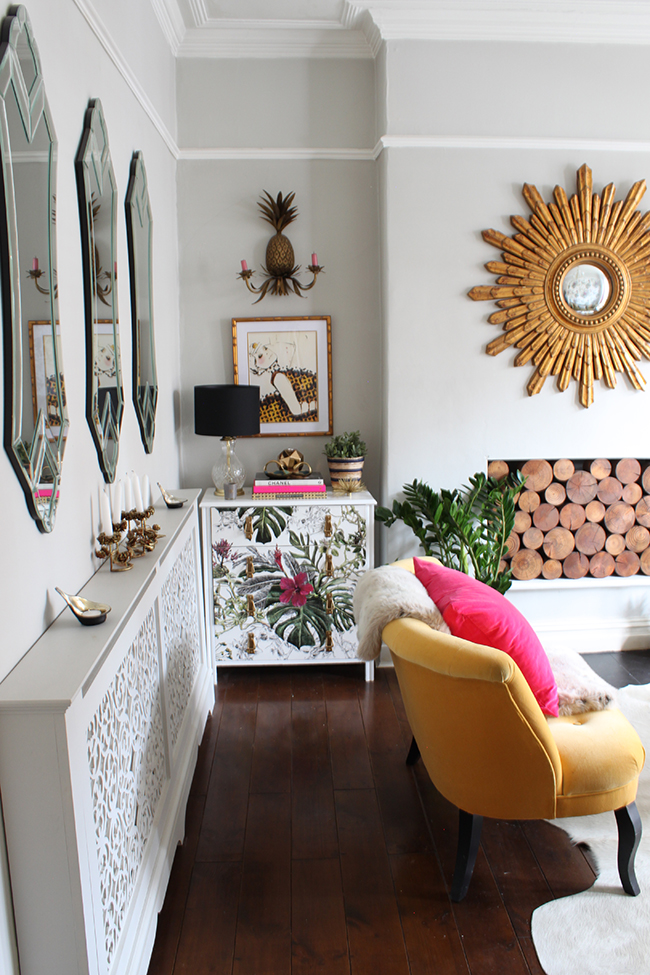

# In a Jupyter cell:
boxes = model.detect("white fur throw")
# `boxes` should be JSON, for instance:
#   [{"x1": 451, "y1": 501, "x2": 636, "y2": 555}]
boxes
[
  {"x1": 353, "y1": 565, "x2": 449, "y2": 662},
  {"x1": 353, "y1": 566, "x2": 617, "y2": 716},
  {"x1": 545, "y1": 645, "x2": 617, "y2": 715}
]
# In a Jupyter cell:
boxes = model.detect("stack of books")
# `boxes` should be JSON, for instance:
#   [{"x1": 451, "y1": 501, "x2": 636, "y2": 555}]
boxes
[{"x1": 252, "y1": 472, "x2": 327, "y2": 499}]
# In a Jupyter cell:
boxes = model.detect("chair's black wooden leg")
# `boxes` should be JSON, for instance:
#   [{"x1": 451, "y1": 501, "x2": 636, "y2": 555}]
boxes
[
  {"x1": 450, "y1": 809, "x2": 483, "y2": 902},
  {"x1": 406, "y1": 736, "x2": 420, "y2": 766},
  {"x1": 615, "y1": 801, "x2": 642, "y2": 896}
]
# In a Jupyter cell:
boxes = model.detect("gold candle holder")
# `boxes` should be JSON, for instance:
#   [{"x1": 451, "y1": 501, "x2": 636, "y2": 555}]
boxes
[
  {"x1": 95, "y1": 521, "x2": 133, "y2": 571},
  {"x1": 125, "y1": 506, "x2": 164, "y2": 557}
]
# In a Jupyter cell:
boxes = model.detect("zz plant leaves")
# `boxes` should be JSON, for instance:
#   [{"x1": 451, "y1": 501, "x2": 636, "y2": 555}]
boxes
[{"x1": 376, "y1": 470, "x2": 525, "y2": 593}]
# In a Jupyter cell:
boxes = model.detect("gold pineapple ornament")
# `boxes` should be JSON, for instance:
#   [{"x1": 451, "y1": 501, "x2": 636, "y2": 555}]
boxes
[
  {"x1": 238, "y1": 190, "x2": 324, "y2": 303},
  {"x1": 261, "y1": 190, "x2": 297, "y2": 277}
]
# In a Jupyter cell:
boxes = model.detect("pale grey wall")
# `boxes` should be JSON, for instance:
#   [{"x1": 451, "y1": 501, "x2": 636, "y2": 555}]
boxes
[
  {"x1": 177, "y1": 157, "x2": 383, "y2": 498},
  {"x1": 384, "y1": 39, "x2": 650, "y2": 139},
  {"x1": 377, "y1": 37, "x2": 650, "y2": 646},
  {"x1": 0, "y1": 1, "x2": 182, "y2": 676},
  {"x1": 176, "y1": 57, "x2": 382, "y2": 498},
  {"x1": 381, "y1": 146, "x2": 650, "y2": 513},
  {"x1": 177, "y1": 58, "x2": 376, "y2": 148}
]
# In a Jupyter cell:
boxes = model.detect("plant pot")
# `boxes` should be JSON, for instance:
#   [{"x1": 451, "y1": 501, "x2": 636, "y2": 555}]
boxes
[{"x1": 327, "y1": 456, "x2": 365, "y2": 489}]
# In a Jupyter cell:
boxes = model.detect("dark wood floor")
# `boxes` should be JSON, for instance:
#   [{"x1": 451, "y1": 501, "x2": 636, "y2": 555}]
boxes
[{"x1": 147, "y1": 651, "x2": 650, "y2": 975}]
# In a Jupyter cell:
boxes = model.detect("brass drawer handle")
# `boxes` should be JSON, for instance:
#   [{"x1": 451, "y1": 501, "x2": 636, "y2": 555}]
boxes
[
  {"x1": 325, "y1": 553, "x2": 333, "y2": 577},
  {"x1": 326, "y1": 594, "x2": 334, "y2": 614},
  {"x1": 247, "y1": 633, "x2": 256, "y2": 653},
  {"x1": 244, "y1": 516, "x2": 253, "y2": 540},
  {"x1": 247, "y1": 595, "x2": 255, "y2": 616},
  {"x1": 246, "y1": 557, "x2": 254, "y2": 578},
  {"x1": 325, "y1": 631, "x2": 333, "y2": 651},
  {"x1": 324, "y1": 513, "x2": 332, "y2": 537}
]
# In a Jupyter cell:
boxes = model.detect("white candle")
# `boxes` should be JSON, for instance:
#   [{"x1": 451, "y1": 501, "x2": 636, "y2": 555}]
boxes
[
  {"x1": 114, "y1": 479, "x2": 124, "y2": 518},
  {"x1": 142, "y1": 475, "x2": 151, "y2": 509},
  {"x1": 124, "y1": 476, "x2": 133, "y2": 512},
  {"x1": 132, "y1": 474, "x2": 144, "y2": 512},
  {"x1": 100, "y1": 489, "x2": 112, "y2": 535}
]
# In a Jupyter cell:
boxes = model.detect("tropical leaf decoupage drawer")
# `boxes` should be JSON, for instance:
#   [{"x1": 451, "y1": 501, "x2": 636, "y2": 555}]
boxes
[{"x1": 210, "y1": 503, "x2": 368, "y2": 663}]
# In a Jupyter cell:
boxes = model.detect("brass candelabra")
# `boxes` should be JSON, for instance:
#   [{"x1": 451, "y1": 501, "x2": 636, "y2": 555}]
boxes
[
  {"x1": 95, "y1": 520, "x2": 133, "y2": 571},
  {"x1": 124, "y1": 505, "x2": 163, "y2": 556}
]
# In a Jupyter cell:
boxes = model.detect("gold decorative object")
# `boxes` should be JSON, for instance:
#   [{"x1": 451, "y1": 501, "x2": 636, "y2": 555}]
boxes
[
  {"x1": 238, "y1": 191, "x2": 323, "y2": 303},
  {"x1": 469, "y1": 164, "x2": 650, "y2": 407},
  {"x1": 95, "y1": 519, "x2": 133, "y2": 571},
  {"x1": 124, "y1": 505, "x2": 163, "y2": 557},
  {"x1": 332, "y1": 477, "x2": 367, "y2": 495},
  {"x1": 27, "y1": 257, "x2": 58, "y2": 296},
  {"x1": 157, "y1": 482, "x2": 187, "y2": 508},
  {"x1": 263, "y1": 448, "x2": 312, "y2": 477},
  {"x1": 56, "y1": 588, "x2": 111, "y2": 625}
]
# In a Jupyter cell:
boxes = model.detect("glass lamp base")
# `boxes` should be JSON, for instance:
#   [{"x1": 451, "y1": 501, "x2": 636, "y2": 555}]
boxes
[{"x1": 212, "y1": 438, "x2": 246, "y2": 496}]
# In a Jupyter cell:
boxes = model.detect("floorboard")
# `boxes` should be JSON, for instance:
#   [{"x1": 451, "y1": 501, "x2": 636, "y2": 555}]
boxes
[{"x1": 147, "y1": 652, "x2": 650, "y2": 975}]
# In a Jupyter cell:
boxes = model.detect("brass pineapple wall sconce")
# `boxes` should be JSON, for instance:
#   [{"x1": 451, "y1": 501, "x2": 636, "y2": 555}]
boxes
[{"x1": 238, "y1": 190, "x2": 323, "y2": 303}]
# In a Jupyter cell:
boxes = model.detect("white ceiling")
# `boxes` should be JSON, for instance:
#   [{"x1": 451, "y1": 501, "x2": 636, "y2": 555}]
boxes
[{"x1": 151, "y1": 0, "x2": 650, "y2": 58}]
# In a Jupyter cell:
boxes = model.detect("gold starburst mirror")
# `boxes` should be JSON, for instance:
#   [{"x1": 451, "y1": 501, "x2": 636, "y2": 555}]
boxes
[{"x1": 469, "y1": 164, "x2": 650, "y2": 407}]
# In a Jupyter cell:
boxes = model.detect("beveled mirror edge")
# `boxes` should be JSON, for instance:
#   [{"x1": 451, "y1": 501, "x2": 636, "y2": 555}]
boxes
[
  {"x1": 125, "y1": 150, "x2": 157, "y2": 454},
  {"x1": 75, "y1": 97, "x2": 123, "y2": 482},
  {"x1": 0, "y1": 4, "x2": 65, "y2": 531}
]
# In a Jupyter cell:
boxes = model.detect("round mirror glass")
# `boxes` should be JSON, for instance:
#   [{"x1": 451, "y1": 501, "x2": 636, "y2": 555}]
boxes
[
  {"x1": 76, "y1": 99, "x2": 123, "y2": 481},
  {"x1": 0, "y1": 6, "x2": 67, "y2": 531},
  {"x1": 561, "y1": 263, "x2": 611, "y2": 315}
]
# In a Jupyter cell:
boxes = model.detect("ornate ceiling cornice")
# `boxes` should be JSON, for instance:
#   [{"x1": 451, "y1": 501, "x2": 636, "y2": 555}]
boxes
[
  {"x1": 348, "y1": 1, "x2": 650, "y2": 46},
  {"x1": 149, "y1": 0, "x2": 650, "y2": 58}
]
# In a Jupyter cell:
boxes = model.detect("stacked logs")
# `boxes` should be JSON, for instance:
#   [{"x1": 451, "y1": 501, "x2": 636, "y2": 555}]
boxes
[{"x1": 489, "y1": 457, "x2": 650, "y2": 580}]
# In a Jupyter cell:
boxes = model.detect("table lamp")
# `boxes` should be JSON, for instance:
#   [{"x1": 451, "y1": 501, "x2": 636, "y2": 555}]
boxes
[{"x1": 194, "y1": 384, "x2": 260, "y2": 496}]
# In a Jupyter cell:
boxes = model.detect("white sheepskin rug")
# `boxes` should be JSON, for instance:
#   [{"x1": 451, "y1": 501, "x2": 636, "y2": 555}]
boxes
[{"x1": 532, "y1": 682, "x2": 650, "y2": 975}]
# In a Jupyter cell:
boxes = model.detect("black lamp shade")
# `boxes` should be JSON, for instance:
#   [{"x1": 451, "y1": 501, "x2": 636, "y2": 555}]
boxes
[{"x1": 194, "y1": 384, "x2": 260, "y2": 437}]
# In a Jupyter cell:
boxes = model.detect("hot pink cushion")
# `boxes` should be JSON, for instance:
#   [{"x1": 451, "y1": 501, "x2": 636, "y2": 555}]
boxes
[{"x1": 413, "y1": 559, "x2": 559, "y2": 716}]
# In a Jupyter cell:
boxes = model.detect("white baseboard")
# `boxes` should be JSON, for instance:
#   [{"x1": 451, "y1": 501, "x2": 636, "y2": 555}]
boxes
[{"x1": 375, "y1": 618, "x2": 650, "y2": 664}]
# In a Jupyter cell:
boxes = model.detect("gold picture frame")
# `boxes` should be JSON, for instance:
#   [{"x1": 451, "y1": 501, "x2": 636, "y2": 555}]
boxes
[
  {"x1": 232, "y1": 315, "x2": 333, "y2": 437},
  {"x1": 469, "y1": 164, "x2": 650, "y2": 407}
]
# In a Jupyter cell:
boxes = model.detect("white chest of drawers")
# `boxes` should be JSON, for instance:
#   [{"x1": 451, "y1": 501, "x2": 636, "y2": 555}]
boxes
[
  {"x1": 0, "y1": 491, "x2": 213, "y2": 975},
  {"x1": 200, "y1": 489, "x2": 376, "y2": 680}
]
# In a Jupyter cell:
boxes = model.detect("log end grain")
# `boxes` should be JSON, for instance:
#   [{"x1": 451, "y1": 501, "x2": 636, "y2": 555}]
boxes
[
  {"x1": 511, "y1": 549, "x2": 543, "y2": 580},
  {"x1": 521, "y1": 459, "x2": 553, "y2": 492}
]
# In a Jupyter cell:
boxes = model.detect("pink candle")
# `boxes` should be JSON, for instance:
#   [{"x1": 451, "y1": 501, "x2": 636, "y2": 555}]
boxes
[
  {"x1": 32, "y1": 257, "x2": 38, "y2": 271},
  {"x1": 311, "y1": 253, "x2": 318, "y2": 266},
  {"x1": 241, "y1": 260, "x2": 248, "y2": 271}
]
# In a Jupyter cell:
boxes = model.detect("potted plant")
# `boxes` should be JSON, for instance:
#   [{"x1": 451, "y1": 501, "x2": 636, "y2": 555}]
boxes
[
  {"x1": 376, "y1": 470, "x2": 524, "y2": 593},
  {"x1": 324, "y1": 430, "x2": 367, "y2": 488}
]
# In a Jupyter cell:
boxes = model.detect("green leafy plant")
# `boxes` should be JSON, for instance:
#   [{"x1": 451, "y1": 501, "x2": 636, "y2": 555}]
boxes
[
  {"x1": 376, "y1": 470, "x2": 525, "y2": 593},
  {"x1": 324, "y1": 430, "x2": 367, "y2": 458}
]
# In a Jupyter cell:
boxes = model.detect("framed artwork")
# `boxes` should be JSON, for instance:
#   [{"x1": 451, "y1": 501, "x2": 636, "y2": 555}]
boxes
[
  {"x1": 29, "y1": 320, "x2": 66, "y2": 439},
  {"x1": 93, "y1": 319, "x2": 121, "y2": 434},
  {"x1": 232, "y1": 316, "x2": 333, "y2": 437}
]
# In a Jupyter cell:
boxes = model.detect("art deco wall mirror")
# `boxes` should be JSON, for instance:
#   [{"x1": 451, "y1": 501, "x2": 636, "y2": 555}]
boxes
[
  {"x1": 76, "y1": 98, "x2": 123, "y2": 481},
  {"x1": 125, "y1": 151, "x2": 157, "y2": 453},
  {"x1": 0, "y1": 5, "x2": 67, "y2": 531},
  {"x1": 470, "y1": 164, "x2": 650, "y2": 408}
]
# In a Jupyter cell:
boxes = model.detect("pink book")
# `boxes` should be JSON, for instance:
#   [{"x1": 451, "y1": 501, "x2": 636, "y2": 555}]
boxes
[{"x1": 252, "y1": 483, "x2": 326, "y2": 494}]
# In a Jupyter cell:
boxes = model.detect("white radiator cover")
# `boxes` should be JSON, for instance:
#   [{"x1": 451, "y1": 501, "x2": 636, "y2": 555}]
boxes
[{"x1": 0, "y1": 491, "x2": 214, "y2": 975}]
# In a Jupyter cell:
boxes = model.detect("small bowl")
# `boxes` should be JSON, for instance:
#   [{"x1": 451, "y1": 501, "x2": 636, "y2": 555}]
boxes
[
  {"x1": 158, "y1": 482, "x2": 187, "y2": 508},
  {"x1": 56, "y1": 588, "x2": 111, "y2": 626}
]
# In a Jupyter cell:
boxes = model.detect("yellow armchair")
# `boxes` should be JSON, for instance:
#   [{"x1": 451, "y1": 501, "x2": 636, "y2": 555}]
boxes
[{"x1": 383, "y1": 558, "x2": 645, "y2": 901}]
